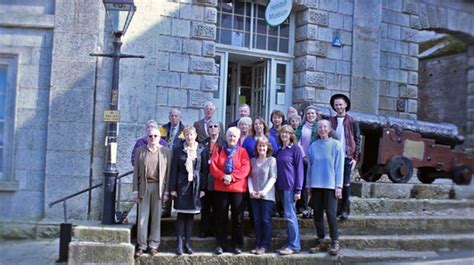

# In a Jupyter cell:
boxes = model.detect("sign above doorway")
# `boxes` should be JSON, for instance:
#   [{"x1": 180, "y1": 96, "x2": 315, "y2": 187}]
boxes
[{"x1": 265, "y1": 0, "x2": 292, "y2": 27}]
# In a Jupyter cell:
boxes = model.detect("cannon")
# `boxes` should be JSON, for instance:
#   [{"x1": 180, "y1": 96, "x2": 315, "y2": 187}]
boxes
[{"x1": 315, "y1": 106, "x2": 473, "y2": 185}]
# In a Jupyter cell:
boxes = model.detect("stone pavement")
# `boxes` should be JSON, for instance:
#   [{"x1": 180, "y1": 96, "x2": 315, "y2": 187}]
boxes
[{"x1": 0, "y1": 238, "x2": 63, "y2": 265}]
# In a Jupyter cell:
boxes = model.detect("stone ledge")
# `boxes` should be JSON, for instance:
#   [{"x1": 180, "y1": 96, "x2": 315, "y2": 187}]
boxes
[
  {"x1": 0, "y1": 180, "x2": 18, "y2": 191},
  {"x1": 0, "y1": 13, "x2": 54, "y2": 29}
]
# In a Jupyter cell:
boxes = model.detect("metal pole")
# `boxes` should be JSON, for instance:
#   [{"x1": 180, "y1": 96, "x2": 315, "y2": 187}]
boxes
[
  {"x1": 102, "y1": 33, "x2": 122, "y2": 225},
  {"x1": 90, "y1": 32, "x2": 143, "y2": 225}
]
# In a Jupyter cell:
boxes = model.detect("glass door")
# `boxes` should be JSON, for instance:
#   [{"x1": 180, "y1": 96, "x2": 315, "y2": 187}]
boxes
[
  {"x1": 214, "y1": 51, "x2": 228, "y2": 125},
  {"x1": 251, "y1": 61, "x2": 267, "y2": 119},
  {"x1": 268, "y1": 59, "x2": 292, "y2": 114}
]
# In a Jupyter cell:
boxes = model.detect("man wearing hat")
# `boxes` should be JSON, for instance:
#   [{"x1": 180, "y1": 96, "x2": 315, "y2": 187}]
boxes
[{"x1": 329, "y1": 94, "x2": 361, "y2": 220}]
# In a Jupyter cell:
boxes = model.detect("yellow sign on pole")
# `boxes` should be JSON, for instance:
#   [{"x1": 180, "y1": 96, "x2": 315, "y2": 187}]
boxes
[{"x1": 104, "y1": 110, "x2": 120, "y2": 122}]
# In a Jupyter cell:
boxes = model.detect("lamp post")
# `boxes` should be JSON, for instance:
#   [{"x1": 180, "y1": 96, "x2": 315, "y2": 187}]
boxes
[{"x1": 91, "y1": 0, "x2": 144, "y2": 225}]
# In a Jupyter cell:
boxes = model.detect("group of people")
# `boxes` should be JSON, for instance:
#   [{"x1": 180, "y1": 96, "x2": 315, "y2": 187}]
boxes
[{"x1": 131, "y1": 94, "x2": 361, "y2": 257}]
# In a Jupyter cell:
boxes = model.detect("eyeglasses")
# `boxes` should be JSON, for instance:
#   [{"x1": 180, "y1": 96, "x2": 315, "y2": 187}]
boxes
[
  {"x1": 148, "y1": 135, "x2": 159, "y2": 138},
  {"x1": 208, "y1": 125, "x2": 219, "y2": 128}
]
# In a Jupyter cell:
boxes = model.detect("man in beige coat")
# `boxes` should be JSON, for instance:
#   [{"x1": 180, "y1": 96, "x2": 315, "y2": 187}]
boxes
[{"x1": 132, "y1": 127, "x2": 172, "y2": 256}]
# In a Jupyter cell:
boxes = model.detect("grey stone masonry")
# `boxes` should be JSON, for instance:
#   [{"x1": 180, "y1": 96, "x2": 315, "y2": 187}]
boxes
[
  {"x1": 44, "y1": 0, "x2": 102, "y2": 220},
  {"x1": 466, "y1": 45, "x2": 474, "y2": 154},
  {"x1": 293, "y1": 0, "x2": 353, "y2": 106},
  {"x1": 351, "y1": 0, "x2": 382, "y2": 114}
]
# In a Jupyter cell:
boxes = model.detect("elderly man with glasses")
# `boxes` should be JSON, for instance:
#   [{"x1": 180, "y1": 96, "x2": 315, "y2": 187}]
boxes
[{"x1": 132, "y1": 127, "x2": 172, "y2": 257}]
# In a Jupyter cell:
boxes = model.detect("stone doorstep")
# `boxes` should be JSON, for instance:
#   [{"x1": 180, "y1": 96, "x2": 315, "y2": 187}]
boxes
[
  {"x1": 68, "y1": 241, "x2": 134, "y2": 264},
  {"x1": 135, "y1": 249, "x2": 440, "y2": 265},
  {"x1": 153, "y1": 233, "x2": 474, "y2": 252},
  {"x1": 351, "y1": 182, "x2": 474, "y2": 199}
]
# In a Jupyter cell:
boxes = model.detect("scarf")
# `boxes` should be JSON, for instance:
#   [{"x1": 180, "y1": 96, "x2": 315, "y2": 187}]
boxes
[
  {"x1": 183, "y1": 141, "x2": 198, "y2": 181},
  {"x1": 224, "y1": 142, "x2": 238, "y2": 174}
]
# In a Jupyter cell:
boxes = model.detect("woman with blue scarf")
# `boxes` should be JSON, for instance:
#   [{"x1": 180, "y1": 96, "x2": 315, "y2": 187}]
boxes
[{"x1": 210, "y1": 127, "x2": 251, "y2": 255}]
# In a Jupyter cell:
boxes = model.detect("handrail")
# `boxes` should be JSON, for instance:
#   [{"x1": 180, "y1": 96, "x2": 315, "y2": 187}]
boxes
[{"x1": 49, "y1": 170, "x2": 133, "y2": 208}]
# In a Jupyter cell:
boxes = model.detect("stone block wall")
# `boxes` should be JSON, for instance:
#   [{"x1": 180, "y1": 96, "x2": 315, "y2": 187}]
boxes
[
  {"x1": 0, "y1": 2, "x2": 54, "y2": 220},
  {"x1": 418, "y1": 53, "x2": 467, "y2": 137},
  {"x1": 379, "y1": 0, "x2": 419, "y2": 119},
  {"x1": 44, "y1": 0, "x2": 103, "y2": 220},
  {"x1": 467, "y1": 45, "x2": 474, "y2": 154},
  {"x1": 293, "y1": 0, "x2": 354, "y2": 107}
]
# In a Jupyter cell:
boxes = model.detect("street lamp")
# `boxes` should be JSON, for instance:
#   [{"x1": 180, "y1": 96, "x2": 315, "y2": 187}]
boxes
[{"x1": 92, "y1": 0, "x2": 144, "y2": 225}]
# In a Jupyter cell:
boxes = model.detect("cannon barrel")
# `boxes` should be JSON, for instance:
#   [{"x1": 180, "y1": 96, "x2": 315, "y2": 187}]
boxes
[{"x1": 315, "y1": 106, "x2": 464, "y2": 147}]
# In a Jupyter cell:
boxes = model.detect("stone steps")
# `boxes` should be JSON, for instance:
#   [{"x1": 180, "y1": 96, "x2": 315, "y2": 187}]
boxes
[
  {"x1": 350, "y1": 197, "x2": 474, "y2": 214},
  {"x1": 153, "y1": 233, "x2": 474, "y2": 252},
  {"x1": 352, "y1": 182, "x2": 474, "y2": 200},
  {"x1": 136, "y1": 249, "x2": 440, "y2": 265},
  {"x1": 68, "y1": 225, "x2": 134, "y2": 264},
  {"x1": 158, "y1": 215, "x2": 474, "y2": 236}
]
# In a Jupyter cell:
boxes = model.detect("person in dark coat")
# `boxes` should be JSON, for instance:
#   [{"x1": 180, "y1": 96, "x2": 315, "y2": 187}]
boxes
[
  {"x1": 199, "y1": 119, "x2": 225, "y2": 238},
  {"x1": 169, "y1": 126, "x2": 205, "y2": 255}
]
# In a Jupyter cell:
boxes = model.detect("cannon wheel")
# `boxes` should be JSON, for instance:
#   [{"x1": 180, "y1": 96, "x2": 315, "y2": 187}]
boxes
[
  {"x1": 417, "y1": 168, "x2": 436, "y2": 184},
  {"x1": 386, "y1": 156, "x2": 413, "y2": 183},
  {"x1": 359, "y1": 165, "x2": 383, "y2": 182},
  {"x1": 452, "y1": 165, "x2": 472, "y2": 185}
]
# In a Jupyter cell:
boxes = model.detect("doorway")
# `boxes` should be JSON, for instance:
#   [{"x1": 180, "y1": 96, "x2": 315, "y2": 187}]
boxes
[{"x1": 215, "y1": 51, "x2": 292, "y2": 126}]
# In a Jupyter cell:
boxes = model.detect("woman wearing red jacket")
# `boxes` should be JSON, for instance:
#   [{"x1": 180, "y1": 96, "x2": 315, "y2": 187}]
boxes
[{"x1": 210, "y1": 126, "x2": 251, "y2": 255}]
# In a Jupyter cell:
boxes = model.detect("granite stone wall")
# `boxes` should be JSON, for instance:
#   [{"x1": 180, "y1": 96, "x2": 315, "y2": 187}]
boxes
[
  {"x1": 467, "y1": 45, "x2": 474, "y2": 154},
  {"x1": 0, "y1": 1, "x2": 54, "y2": 220}
]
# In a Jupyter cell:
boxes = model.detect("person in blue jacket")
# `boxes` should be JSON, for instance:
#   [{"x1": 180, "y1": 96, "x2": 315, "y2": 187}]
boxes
[{"x1": 306, "y1": 119, "x2": 344, "y2": 256}]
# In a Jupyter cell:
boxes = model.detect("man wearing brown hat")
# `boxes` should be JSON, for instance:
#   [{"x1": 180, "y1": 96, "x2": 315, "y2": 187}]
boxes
[{"x1": 329, "y1": 94, "x2": 360, "y2": 220}]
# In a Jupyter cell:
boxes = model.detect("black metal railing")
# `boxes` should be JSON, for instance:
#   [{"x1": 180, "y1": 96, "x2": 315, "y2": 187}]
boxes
[
  {"x1": 48, "y1": 170, "x2": 133, "y2": 262},
  {"x1": 49, "y1": 170, "x2": 133, "y2": 223}
]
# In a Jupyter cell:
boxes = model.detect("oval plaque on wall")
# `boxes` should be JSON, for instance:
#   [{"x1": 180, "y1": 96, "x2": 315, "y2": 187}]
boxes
[{"x1": 265, "y1": 0, "x2": 292, "y2": 27}]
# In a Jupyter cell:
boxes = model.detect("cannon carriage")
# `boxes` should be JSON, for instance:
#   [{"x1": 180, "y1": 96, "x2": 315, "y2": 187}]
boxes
[{"x1": 317, "y1": 107, "x2": 473, "y2": 185}]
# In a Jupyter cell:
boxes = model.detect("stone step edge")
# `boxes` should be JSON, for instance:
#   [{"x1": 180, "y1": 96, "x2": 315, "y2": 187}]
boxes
[
  {"x1": 158, "y1": 232, "x2": 474, "y2": 241},
  {"x1": 137, "y1": 249, "x2": 440, "y2": 258},
  {"x1": 160, "y1": 215, "x2": 474, "y2": 221},
  {"x1": 73, "y1": 225, "x2": 132, "y2": 243}
]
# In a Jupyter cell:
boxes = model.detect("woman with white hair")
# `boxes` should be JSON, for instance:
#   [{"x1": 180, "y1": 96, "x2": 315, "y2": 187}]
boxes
[
  {"x1": 307, "y1": 119, "x2": 344, "y2": 256},
  {"x1": 210, "y1": 127, "x2": 251, "y2": 255},
  {"x1": 237, "y1": 116, "x2": 252, "y2": 146}
]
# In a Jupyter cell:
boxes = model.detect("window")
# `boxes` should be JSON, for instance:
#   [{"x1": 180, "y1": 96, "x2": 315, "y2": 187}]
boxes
[
  {"x1": 0, "y1": 56, "x2": 17, "y2": 185},
  {"x1": 217, "y1": 0, "x2": 291, "y2": 54}
]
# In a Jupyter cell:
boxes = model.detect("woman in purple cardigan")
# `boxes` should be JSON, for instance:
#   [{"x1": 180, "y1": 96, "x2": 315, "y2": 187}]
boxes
[{"x1": 275, "y1": 125, "x2": 304, "y2": 255}]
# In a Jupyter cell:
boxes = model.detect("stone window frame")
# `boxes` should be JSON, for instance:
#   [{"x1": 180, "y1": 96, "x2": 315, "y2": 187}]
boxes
[
  {"x1": 216, "y1": 0, "x2": 294, "y2": 55},
  {"x1": 0, "y1": 54, "x2": 18, "y2": 191}
]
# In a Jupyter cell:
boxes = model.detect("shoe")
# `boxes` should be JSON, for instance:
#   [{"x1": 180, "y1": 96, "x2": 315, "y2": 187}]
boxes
[
  {"x1": 184, "y1": 244, "x2": 193, "y2": 255},
  {"x1": 302, "y1": 210, "x2": 311, "y2": 219},
  {"x1": 275, "y1": 245, "x2": 288, "y2": 253},
  {"x1": 250, "y1": 248, "x2": 259, "y2": 254},
  {"x1": 256, "y1": 248, "x2": 266, "y2": 255},
  {"x1": 135, "y1": 249, "x2": 145, "y2": 257},
  {"x1": 149, "y1": 248, "x2": 158, "y2": 256},
  {"x1": 328, "y1": 240, "x2": 340, "y2": 255},
  {"x1": 340, "y1": 212, "x2": 349, "y2": 220},
  {"x1": 176, "y1": 247, "x2": 183, "y2": 256},
  {"x1": 309, "y1": 239, "x2": 328, "y2": 253},
  {"x1": 233, "y1": 248, "x2": 242, "y2": 255},
  {"x1": 215, "y1": 246, "x2": 224, "y2": 255},
  {"x1": 279, "y1": 247, "x2": 297, "y2": 255}
]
